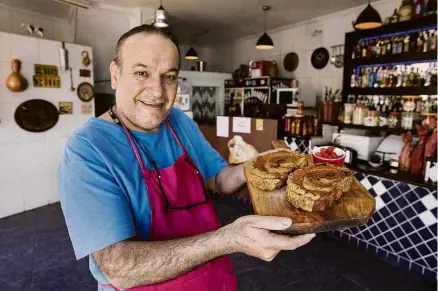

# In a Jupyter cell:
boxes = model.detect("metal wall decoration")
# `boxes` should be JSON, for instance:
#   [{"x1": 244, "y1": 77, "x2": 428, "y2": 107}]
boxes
[
  {"x1": 59, "y1": 102, "x2": 73, "y2": 114},
  {"x1": 283, "y1": 52, "x2": 299, "y2": 72},
  {"x1": 77, "y1": 82, "x2": 95, "y2": 102},
  {"x1": 15, "y1": 99, "x2": 59, "y2": 132},
  {"x1": 311, "y1": 47, "x2": 329, "y2": 69},
  {"x1": 6, "y1": 59, "x2": 28, "y2": 92},
  {"x1": 81, "y1": 51, "x2": 91, "y2": 67},
  {"x1": 79, "y1": 69, "x2": 91, "y2": 77},
  {"x1": 69, "y1": 68, "x2": 75, "y2": 91},
  {"x1": 33, "y1": 64, "x2": 61, "y2": 88}
]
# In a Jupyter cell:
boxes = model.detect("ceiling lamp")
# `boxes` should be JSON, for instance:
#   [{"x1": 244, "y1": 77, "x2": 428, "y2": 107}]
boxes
[
  {"x1": 185, "y1": 47, "x2": 198, "y2": 60},
  {"x1": 256, "y1": 6, "x2": 274, "y2": 50},
  {"x1": 354, "y1": 0, "x2": 382, "y2": 30},
  {"x1": 153, "y1": 0, "x2": 169, "y2": 28}
]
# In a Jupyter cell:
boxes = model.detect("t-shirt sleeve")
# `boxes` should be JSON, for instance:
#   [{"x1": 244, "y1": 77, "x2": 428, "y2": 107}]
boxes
[{"x1": 58, "y1": 135, "x2": 136, "y2": 260}]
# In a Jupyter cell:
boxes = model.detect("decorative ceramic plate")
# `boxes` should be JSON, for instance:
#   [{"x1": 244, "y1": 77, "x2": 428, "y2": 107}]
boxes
[{"x1": 14, "y1": 99, "x2": 59, "y2": 132}]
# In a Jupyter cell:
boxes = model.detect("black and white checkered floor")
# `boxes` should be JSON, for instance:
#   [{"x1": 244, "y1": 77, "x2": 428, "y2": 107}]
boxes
[{"x1": 0, "y1": 199, "x2": 435, "y2": 291}]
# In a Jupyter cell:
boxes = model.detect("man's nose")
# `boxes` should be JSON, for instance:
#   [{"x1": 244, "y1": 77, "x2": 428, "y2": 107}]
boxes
[{"x1": 146, "y1": 75, "x2": 163, "y2": 98}]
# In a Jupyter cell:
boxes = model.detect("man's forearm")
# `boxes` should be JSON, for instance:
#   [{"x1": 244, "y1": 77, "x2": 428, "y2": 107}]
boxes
[
  {"x1": 215, "y1": 164, "x2": 246, "y2": 194},
  {"x1": 93, "y1": 227, "x2": 234, "y2": 290}
]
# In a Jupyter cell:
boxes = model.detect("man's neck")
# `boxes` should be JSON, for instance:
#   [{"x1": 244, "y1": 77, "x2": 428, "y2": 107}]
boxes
[{"x1": 100, "y1": 108, "x2": 160, "y2": 133}]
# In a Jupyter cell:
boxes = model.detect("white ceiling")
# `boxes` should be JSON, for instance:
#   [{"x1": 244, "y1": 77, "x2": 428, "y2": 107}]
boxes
[{"x1": 1, "y1": 0, "x2": 378, "y2": 44}]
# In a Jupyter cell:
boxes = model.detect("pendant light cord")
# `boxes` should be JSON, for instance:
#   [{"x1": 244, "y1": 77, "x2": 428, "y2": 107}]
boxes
[{"x1": 264, "y1": 9, "x2": 267, "y2": 32}]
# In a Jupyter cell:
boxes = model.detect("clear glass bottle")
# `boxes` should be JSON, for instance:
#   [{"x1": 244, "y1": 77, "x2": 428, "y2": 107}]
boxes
[
  {"x1": 404, "y1": 34, "x2": 410, "y2": 53},
  {"x1": 351, "y1": 69, "x2": 357, "y2": 88}
]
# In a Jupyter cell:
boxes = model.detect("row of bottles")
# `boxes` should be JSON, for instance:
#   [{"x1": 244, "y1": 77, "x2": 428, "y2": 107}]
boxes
[
  {"x1": 352, "y1": 29, "x2": 437, "y2": 59},
  {"x1": 351, "y1": 62, "x2": 438, "y2": 88},
  {"x1": 343, "y1": 94, "x2": 437, "y2": 129},
  {"x1": 388, "y1": 0, "x2": 437, "y2": 24}
]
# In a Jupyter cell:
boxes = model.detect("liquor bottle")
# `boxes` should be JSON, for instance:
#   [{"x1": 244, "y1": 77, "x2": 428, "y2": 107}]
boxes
[
  {"x1": 390, "y1": 9, "x2": 399, "y2": 23},
  {"x1": 424, "y1": 63, "x2": 431, "y2": 86},
  {"x1": 351, "y1": 69, "x2": 357, "y2": 88},
  {"x1": 403, "y1": 34, "x2": 410, "y2": 53},
  {"x1": 357, "y1": 41, "x2": 363, "y2": 58},
  {"x1": 399, "y1": 0, "x2": 414, "y2": 22},
  {"x1": 389, "y1": 66, "x2": 395, "y2": 87},
  {"x1": 423, "y1": 31, "x2": 429, "y2": 52},
  {"x1": 367, "y1": 40, "x2": 373, "y2": 58},
  {"x1": 397, "y1": 36, "x2": 404, "y2": 54},
  {"x1": 413, "y1": 68, "x2": 419, "y2": 87},
  {"x1": 408, "y1": 67, "x2": 415, "y2": 87},
  {"x1": 394, "y1": 66, "x2": 400, "y2": 87},
  {"x1": 417, "y1": 32, "x2": 424, "y2": 52},
  {"x1": 425, "y1": 0, "x2": 437, "y2": 15},
  {"x1": 415, "y1": 0, "x2": 425, "y2": 18},
  {"x1": 381, "y1": 67, "x2": 387, "y2": 88},
  {"x1": 431, "y1": 63, "x2": 437, "y2": 86},
  {"x1": 430, "y1": 30, "x2": 437, "y2": 51},
  {"x1": 392, "y1": 37, "x2": 398, "y2": 55},
  {"x1": 376, "y1": 40, "x2": 381, "y2": 57},
  {"x1": 385, "y1": 67, "x2": 391, "y2": 87},
  {"x1": 402, "y1": 65, "x2": 409, "y2": 87},
  {"x1": 419, "y1": 68, "x2": 426, "y2": 87},
  {"x1": 381, "y1": 39, "x2": 387, "y2": 56},
  {"x1": 386, "y1": 38, "x2": 392, "y2": 55},
  {"x1": 362, "y1": 40, "x2": 368, "y2": 58},
  {"x1": 363, "y1": 68, "x2": 370, "y2": 88},
  {"x1": 369, "y1": 68, "x2": 376, "y2": 88},
  {"x1": 410, "y1": 31, "x2": 418, "y2": 51}
]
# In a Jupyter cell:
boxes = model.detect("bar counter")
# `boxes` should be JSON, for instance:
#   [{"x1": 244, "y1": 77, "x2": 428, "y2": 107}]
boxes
[{"x1": 199, "y1": 121, "x2": 437, "y2": 282}]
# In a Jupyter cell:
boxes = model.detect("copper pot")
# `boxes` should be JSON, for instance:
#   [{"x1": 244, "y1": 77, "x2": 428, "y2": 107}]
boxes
[{"x1": 6, "y1": 59, "x2": 28, "y2": 92}]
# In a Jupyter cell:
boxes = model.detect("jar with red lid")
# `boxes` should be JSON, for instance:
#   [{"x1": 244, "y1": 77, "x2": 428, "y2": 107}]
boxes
[{"x1": 422, "y1": 113, "x2": 437, "y2": 128}]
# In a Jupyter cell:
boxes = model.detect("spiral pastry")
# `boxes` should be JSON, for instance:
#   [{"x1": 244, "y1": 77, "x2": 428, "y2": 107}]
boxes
[
  {"x1": 286, "y1": 163, "x2": 354, "y2": 212},
  {"x1": 248, "y1": 149, "x2": 307, "y2": 191}
]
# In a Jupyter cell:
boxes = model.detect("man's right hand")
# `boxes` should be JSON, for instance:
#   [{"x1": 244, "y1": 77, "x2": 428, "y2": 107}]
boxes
[{"x1": 223, "y1": 215, "x2": 315, "y2": 261}]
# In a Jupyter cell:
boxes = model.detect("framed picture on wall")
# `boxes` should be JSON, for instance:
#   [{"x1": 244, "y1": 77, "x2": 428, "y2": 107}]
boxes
[{"x1": 59, "y1": 102, "x2": 73, "y2": 114}]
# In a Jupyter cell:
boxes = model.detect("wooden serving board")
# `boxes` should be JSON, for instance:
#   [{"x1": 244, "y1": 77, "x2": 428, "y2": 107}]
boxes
[{"x1": 244, "y1": 152, "x2": 376, "y2": 235}]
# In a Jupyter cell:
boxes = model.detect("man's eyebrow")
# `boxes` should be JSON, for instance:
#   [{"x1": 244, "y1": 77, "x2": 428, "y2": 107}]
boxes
[
  {"x1": 164, "y1": 68, "x2": 178, "y2": 74},
  {"x1": 132, "y1": 63, "x2": 147, "y2": 69}
]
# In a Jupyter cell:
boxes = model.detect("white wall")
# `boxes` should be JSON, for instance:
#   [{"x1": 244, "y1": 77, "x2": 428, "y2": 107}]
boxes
[
  {"x1": 210, "y1": 0, "x2": 399, "y2": 106},
  {"x1": 0, "y1": 32, "x2": 94, "y2": 219},
  {"x1": 0, "y1": 3, "x2": 73, "y2": 42}
]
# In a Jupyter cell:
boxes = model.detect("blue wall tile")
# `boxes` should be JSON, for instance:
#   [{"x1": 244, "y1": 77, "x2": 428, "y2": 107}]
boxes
[
  {"x1": 425, "y1": 255, "x2": 437, "y2": 269},
  {"x1": 405, "y1": 192, "x2": 418, "y2": 203},
  {"x1": 399, "y1": 257, "x2": 411, "y2": 270},
  {"x1": 413, "y1": 201, "x2": 427, "y2": 214},
  {"x1": 401, "y1": 222, "x2": 414, "y2": 235},
  {"x1": 397, "y1": 183, "x2": 411, "y2": 194},
  {"x1": 431, "y1": 207, "x2": 437, "y2": 218},
  {"x1": 400, "y1": 237, "x2": 413, "y2": 249},
  {"x1": 368, "y1": 176, "x2": 379, "y2": 185},
  {"x1": 429, "y1": 224, "x2": 437, "y2": 236},
  {"x1": 411, "y1": 217, "x2": 426, "y2": 230},
  {"x1": 379, "y1": 207, "x2": 390, "y2": 218},
  {"x1": 381, "y1": 193, "x2": 392, "y2": 203},
  {"x1": 395, "y1": 196, "x2": 409, "y2": 209},
  {"x1": 404, "y1": 207, "x2": 417, "y2": 219},
  {"x1": 416, "y1": 243, "x2": 432, "y2": 257},
  {"x1": 382, "y1": 180, "x2": 394, "y2": 189},
  {"x1": 414, "y1": 187, "x2": 430, "y2": 198},
  {"x1": 423, "y1": 269, "x2": 437, "y2": 281},
  {"x1": 393, "y1": 226, "x2": 405, "y2": 238},
  {"x1": 390, "y1": 241, "x2": 403, "y2": 253},
  {"x1": 383, "y1": 231, "x2": 396, "y2": 243},
  {"x1": 389, "y1": 187, "x2": 401, "y2": 199},
  {"x1": 386, "y1": 216, "x2": 397, "y2": 227},
  {"x1": 407, "y1": 248, "x2": 421, "y2": 261},
  {"x1": 427, "y1": 240, "x2": 437, "y2": 253},
  {"x1": 395, "y1": 212, "x2": 407, "y2": 224},
  {"x1": 376, "y1": 235, "x2": 387, "y2": 246},
  {"x1": 387, "y1": 253, "x2": 399, "y2": 266}
]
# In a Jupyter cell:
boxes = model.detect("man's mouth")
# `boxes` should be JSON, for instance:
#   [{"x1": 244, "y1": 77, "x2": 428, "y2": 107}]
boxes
[{"x1": 139, "y1": 100, "x2": 165, "y2": 108}]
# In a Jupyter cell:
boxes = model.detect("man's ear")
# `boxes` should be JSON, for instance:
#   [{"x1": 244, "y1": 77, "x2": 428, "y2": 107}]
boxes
[{"x1": 110, "y1": 61, "x2": 119, "y2": 90}]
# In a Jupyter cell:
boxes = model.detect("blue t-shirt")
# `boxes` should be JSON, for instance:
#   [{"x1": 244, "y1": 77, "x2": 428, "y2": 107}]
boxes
[{"x1": 58, "y1": 108, "x2": 227, "y2": 287}]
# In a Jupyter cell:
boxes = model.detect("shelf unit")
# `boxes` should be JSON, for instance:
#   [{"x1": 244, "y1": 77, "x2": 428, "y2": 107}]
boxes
[
  {"x1": 322, "y1": 122, "x2": 418, "y2": 135},
  {"x1": 342, "y1": 15, "x2": 438, "y2": 103}
]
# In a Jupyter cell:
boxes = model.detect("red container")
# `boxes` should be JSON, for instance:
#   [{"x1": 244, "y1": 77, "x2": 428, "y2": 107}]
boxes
[{"x1": 312, "y1": 146, "x2": 346, "y2": 167}]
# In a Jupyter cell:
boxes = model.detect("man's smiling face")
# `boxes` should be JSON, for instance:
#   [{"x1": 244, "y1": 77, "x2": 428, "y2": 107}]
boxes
[{"x1": 110, "y1": 32, "x2": 180, "y2": 132}]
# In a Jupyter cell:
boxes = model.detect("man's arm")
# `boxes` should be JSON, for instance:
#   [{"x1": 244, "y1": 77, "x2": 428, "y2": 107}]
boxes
[
  {"x1": 207, "y1": 163, "x2": 246, "y2": 194},
  {"x1": 93, "y1": 216, "x2": 315, "y2": 290}
]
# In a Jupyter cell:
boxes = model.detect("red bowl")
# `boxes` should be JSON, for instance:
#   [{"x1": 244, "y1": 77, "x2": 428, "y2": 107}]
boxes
[{"x1": 312, "y1": 146, "x2": 346, "y2": 167}]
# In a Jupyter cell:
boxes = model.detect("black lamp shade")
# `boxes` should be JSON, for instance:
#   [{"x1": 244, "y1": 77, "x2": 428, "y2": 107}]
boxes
[
  {"x1": 355, "y1": 3, "x2": 382, "y2": 30},
  {"x1": 185, "y1": 47, "x2": 198, "y2": 60},
  {"x1": 256, "y1": 32, "x2": 274, "y2": 49}
]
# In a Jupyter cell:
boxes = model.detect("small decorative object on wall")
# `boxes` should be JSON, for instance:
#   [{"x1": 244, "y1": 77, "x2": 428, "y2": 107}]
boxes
[
  {"x1": 69, "y1": 68, "x2": 75, "y2": 91},
  {"x1": 20, "y1": 22, "x2": 44, "y2": 37},
  {"x1": 283, "y1": 52, "x2": 299, "y2": 72},
  {"x1": 59, "y1": 41, "x2": 69, "y2": 71},
  {"x1": 15, "y1": 99, "x2": 59, "y2": 132},
  {"x1": 79, "y1": 69, "x2": 91, "y2": 77},
  {"x1": 77, "y1": 82, "x2": 95, "y2": 102},
  {"x1": 33, "y1": 64, "x2": 61, "y2": 88},
  {"x1": 81, "y1": 103, "x2": 93, "y2": 114},
  {"x1": 311, "y1": 47, "x2": 329, "y2": 69},
  {"x1": 59, "y1": 102, "x2": 73, "y2": 114},
  {"x1": 81, "y1": 50, "x2": 91, "y2": 67},
  {"x1": 6, "y1": 59, "x2": 28, "y2": 92}
]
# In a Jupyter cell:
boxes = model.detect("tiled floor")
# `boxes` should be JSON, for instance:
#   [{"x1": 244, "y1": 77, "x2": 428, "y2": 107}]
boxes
[{"x1": 0, "y1": 198, "x2": 436, "y2": 291}]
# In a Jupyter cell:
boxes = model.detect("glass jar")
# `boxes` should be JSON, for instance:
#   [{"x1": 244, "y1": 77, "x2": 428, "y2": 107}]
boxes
[
  {"x1": 364, "y1": 110, "x2": 379, "y2": 127},
  {"x1": 352, "y1": 105, "x2": 366, "y2": 125},
  {"x1": 296, "y1": 102, "x2": 304, "y2": 116},
  {"x1": 284, "y1": 115, "x2": 292, "y2": 133},
  {"x1": 388, "y1": 111, "x2": 400, "y2": 128},
  {"x1": 379, "y1": 112, "x2": 389, "y2": 127},
  {"x1": 401, "y1": 112, "x2": 414, "y2": 130},
  {"x1": 402, "y1": 96, "x2": 421, "y2": 112}
]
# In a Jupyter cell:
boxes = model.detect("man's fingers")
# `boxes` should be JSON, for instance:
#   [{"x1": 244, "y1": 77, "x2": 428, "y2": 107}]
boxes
[
  {"x1": 265, "y1": 233, "x2": 316, "y2": 250},
  {"x1": 250, "y1": 215, "x2": 292, "y2": 231}
]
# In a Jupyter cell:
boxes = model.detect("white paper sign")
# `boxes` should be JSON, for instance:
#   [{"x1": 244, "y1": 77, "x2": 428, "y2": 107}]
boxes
[
  {"x1": 232, "y1": 117, "x2": 251, "y2": 134},
  {"x1": 216, "y1": 116, "x2": 229, "y2": 137}
]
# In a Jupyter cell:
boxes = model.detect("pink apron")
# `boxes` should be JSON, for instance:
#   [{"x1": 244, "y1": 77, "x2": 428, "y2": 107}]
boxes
[{"x1": 101, "y1": 112, "x2": 237, "y2": 291}]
